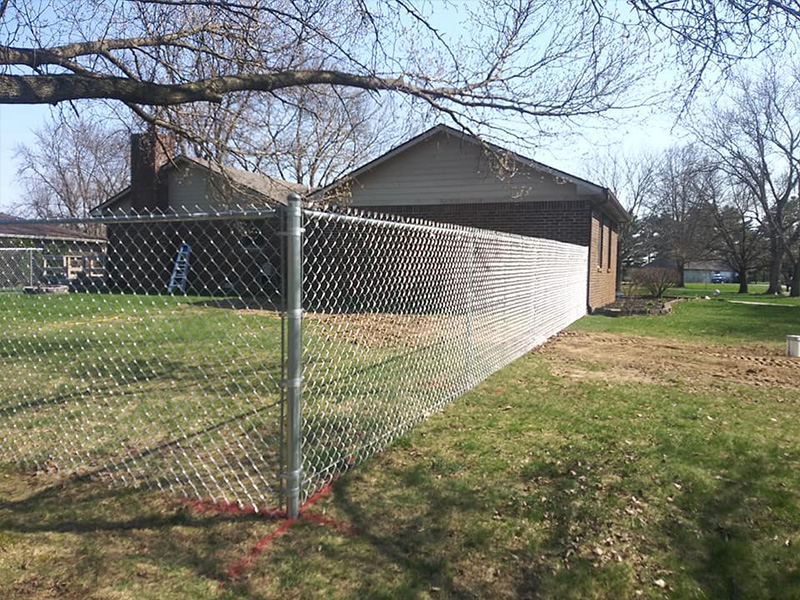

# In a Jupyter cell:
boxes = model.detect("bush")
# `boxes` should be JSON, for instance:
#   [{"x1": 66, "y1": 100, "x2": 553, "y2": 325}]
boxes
[{"x1": 629, "y1": 267, "x2": 680, "y2": 299}]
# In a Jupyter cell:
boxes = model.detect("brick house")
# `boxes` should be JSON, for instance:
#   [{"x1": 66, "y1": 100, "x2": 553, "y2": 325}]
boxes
[
  {"x1": 93, "y1": 129, "x2": 305, "y2": 297},
  {"x1": 315, "y1": 125, "x2": 628, "y2": 310}
]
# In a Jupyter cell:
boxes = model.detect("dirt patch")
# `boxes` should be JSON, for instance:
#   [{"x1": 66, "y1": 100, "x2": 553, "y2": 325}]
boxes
[
  {"x1": 540, "y1": 330, "x2": 800, "y2": 390},
  {"x1": 304, "y1": 312, "x2": 456, "y2": 349}
]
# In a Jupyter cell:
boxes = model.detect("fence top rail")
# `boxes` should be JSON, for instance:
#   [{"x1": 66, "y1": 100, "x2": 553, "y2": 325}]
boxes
[
  {"x1": 0, "y1": 247, "x2": 45, "y2": 251},
  {"x1": 303, "y1": 206, "x2": 589, "y2": 252},
  {"x1": 0, "y1": 206, "x2": 279, "y2": 227}
]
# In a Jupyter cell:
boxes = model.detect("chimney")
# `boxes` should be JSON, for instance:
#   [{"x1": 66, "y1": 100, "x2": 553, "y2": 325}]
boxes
[{"x1": 129, "y1": 125, "x2": 175, "y2": 214}]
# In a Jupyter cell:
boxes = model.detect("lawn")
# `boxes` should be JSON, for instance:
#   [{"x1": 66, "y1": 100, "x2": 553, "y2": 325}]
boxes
[
  {"x1": 1, "y1": 298, "x2": 798, "y2": 599},
  {"x1": 663, "y1": 282, "x2": 800, "y2": 305},
  {"x1": 0, "y1": 292, "x2": 287, "y2": 510},
  {"x1": 578, "y1": 298, "x2": 799, "y2": 345}
]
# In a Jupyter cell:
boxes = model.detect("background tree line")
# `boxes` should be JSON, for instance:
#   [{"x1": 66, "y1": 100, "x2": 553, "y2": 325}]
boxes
[
  {"x1": 4, "y1": 1, "x2": 800, "y2": 297},
  {"x1": 591, "y1": 67, "x2": 800, "y2": 296}
]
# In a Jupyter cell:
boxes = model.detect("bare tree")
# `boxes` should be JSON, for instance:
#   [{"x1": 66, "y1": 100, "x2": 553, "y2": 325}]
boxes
[
  {"x1": 694, "y1": 68, "x2": 800, "y2": 295},
  {"x1": 698, "y1": 168, "x2": 768, "y2": 293},
  {"x1": 13, "y1": 111, "x2": 130, "y2": 220},
  {"x1": 586, "y1": 149, "x2": 657, "y2": 284},
  {"x1": 620, "y1": 0, "x2": 800, "y2": 101},
  {"x1": 646, "y1": 145, "x2": 715, "y2": 287},
  {"x1": 0, "y1": 0, "x2": 663, "y2": 143},
  {"x1": 1, "y1": 1, "x2": 796, "y2": 108},
  {"x1": 230, "y1": 87, "x2": 394, "y2": 188}
]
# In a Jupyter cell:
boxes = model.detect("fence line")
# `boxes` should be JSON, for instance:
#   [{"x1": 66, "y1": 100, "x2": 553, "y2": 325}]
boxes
[
  {"x1": 295, "y1": 199, "x2": 587, "y2": 512},
  {"x1": 0, "y1": 200, "x2": 588, "y2": 517}
]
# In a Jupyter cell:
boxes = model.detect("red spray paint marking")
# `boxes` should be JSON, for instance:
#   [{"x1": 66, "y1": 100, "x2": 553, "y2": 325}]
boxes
[
  {"x1": 183, "y1": 498, "x2": 285, "y2": 520},
  {"x1": 224, "y1": 518, "x2": 296, "y2": 583},
  {"x1": 221, "y1": 479, "x2": 360, "y2": 585},
  {"x1": 301, "y1": 512, "x2": 359, "y2": 537}
]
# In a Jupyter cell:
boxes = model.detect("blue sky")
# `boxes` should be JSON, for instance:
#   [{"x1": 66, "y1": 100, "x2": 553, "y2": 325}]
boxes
[
  {"x1": 0, "y1": 102, "x2": 685, "y2": 213},
  {"x1": 0, "y1": 1, "x2": 695, "y2": 213},
  {"x1": 0, "y1": 104, "x2": 53, "y2": 212}
]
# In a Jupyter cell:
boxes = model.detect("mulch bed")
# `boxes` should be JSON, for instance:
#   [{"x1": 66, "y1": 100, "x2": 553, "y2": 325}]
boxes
[{"x1": 595, "y1": 296, "x2": 684, "y2": 316}]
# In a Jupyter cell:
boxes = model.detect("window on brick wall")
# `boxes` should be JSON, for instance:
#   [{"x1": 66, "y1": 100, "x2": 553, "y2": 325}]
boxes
[
  {"x1": 607, "y1": 221, "x2": 613, "y2": 270},
  {"x1": 597, "y1": 215, "x2": 604, "y2": 268}
]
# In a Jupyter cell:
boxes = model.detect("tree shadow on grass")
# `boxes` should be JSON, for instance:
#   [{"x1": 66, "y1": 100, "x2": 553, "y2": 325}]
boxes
[
  {"x1": 321, "y1": 461, "x2": 490, "y2": 599},
  {"x1": 661, "y1": 449, "x2": 800, "y2": 599},
  {"x1": 0, "y1": 473, "x2": 282, "y2": 594}
]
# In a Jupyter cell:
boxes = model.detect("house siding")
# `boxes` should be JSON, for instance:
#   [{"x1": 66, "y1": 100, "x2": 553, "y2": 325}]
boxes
[
  {"x1": 168, "y1": 166, "x2": 211, "y2": 212},
  {"x1": 335, "y1": 133, "x2": 595, "y2": 207},
  {"x1": 321, "y1": 130, "x2": 620, "y2": 309},
  {"x1": 106, "y1": 218, "x2": 282, "y2": 298}
]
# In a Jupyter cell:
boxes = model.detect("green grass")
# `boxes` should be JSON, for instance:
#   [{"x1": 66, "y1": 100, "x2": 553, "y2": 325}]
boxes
[
  {"x1": 662, "y1": 282, "x2": 800, "y2": 305},
  {"x1": 0, "y1": 292, "x2": 287, "y2": 507},
  {"x1": 578, "y1": 298, "x2": 799, "y2": 345},
  {"x1": 0, "y1": 296, "x2": 798, "y2": 599}
]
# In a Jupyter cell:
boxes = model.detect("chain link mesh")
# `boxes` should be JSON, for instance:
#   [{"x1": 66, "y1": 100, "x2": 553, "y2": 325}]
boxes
[
  {"x1": 0, "y1": 205, "x2": 588, "y2": 513},
  {"x1": 300, "y1": 208, "x2": 588, "y2": 501},
  {"x1": 0, "y1": 247, "x2": 44, "y2": 290},
  {"x1": 0, "y1": 210, "x2": 286, "y2": 511}
]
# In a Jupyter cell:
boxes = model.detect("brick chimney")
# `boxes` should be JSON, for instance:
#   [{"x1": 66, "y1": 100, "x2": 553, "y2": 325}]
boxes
[{"x1": 129, "y1": 125, "x2": 175, "y2": 213}]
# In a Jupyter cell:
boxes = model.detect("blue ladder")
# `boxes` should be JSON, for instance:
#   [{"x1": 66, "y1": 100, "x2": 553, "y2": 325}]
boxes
[{"x1": 167, "y1": 243, "x2": 191, "y2": 293}]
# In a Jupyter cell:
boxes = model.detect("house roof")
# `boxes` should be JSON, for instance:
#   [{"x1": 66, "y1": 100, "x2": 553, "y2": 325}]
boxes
[
  {"x1": 643, "y1": 256, "x2": 677, "y2": 269},
  {"x1": 0, "y1": 213, "x2": 105, "y2": 243},
  {"x1": 314, "y1": 124, "x2": 630, "y2": 223},
  {"x1": 92, "y1": 155, "x2": 307, "y2": 214},
  {"x1": 685, "y1": 261, "x2": 735, "y2": 271}
]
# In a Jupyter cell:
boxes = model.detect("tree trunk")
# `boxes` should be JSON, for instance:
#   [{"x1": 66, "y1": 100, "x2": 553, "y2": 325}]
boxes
[
  {"x1": 791, "y1": 261, "x2": 800, "y2": 297},
  {"x1": 766, "y1": 240, "x2": 784, "y2": 295},
  {"x1": 738, "y1": 269, "x2": 748, "y2": 294}
]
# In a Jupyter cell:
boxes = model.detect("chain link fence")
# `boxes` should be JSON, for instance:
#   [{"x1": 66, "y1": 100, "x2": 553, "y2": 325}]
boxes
[
  {"x1": 0, "y1": 210, "x2": 287, "y2": 511},
  {"x1": 0, "y1": 200, "x2": 588, "y2": 516},
  {"x1": 299, "y1": 206, "x2": 588, "y2": 504},
  {"x1": 0, "y1": 247, "x2": 43, "y2": 290}
]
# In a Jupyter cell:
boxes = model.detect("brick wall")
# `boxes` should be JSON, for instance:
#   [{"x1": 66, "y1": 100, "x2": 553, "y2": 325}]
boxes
[
  {"x1": 357, "y1": 201, "x2": 592, "y2": 247},
  {"x1": 358, "y1": 201, "x2": 619, "y2": 310},
  {"x1": 588, "y1": 212, "x2": 618, "y2": 309}
]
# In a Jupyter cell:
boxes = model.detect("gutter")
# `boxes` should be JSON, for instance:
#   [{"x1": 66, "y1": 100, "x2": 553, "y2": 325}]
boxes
[{"x1": 0, "y1": 233, "x2": 106, "y2": 244}]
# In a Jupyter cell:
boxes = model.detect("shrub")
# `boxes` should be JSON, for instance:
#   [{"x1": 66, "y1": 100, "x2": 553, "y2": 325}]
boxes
[{"x1": 630, "y1": 267, "x2": 680, "y2": 299}]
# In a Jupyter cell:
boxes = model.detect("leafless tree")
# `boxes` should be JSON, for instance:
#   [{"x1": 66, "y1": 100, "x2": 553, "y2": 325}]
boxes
[
  {"x1": 2, "y1": 1, "x2": 795, "y2": 110},
  {"x1": 586, "y1": 148, "x2": 657, "y2": 283},
  {"x1": 13, "y1": 111, "x2": 130, "y2": 222},
  {"x1": 693, "y1": 68, "x2": 800, "y2": 295},
  {"x1": 645, "y1": 145, "x2": 715, "y2": 287},
  {"x1": 0, "y1": 0, "x2": 661, "y2": 144},
  {"x1": 697, "y1": 168, "x2": 768, "y2": 293},
  {"x1": 1, "y1": 0, "x2": 797, "y2": 186},
  {"x1": 227, "y1": 87, "x2": 396, "y2": 188},
  {"x1": 619, "y1": 0, "x2": 800, "y2": 103}
]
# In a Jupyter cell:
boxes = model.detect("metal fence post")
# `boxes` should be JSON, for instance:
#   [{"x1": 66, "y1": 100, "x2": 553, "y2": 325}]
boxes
[
  {"x1": 465, "y1": 231, "x2": 475, "y2": 387},
  {"x1": 285, "y1": 193, "x2": 303, "y2": 519}
]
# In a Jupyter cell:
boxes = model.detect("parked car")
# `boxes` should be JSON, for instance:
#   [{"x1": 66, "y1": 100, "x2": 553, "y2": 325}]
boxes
[{"x1": 710, "y1": 272, "x2": 728, "y2": 284}]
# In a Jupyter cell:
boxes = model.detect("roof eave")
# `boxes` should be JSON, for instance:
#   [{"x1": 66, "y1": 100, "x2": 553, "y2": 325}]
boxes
[{"x1": 314, "y1": 124, "x2": 625, "y2": 220}]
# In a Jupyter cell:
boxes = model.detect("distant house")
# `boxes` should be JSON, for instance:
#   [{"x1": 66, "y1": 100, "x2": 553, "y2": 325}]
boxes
[
  {"x1": 0, "y1": 213, "x2": 106, "y2": 289},
  {"x1": 92, "y1": 129, "x2": 306, "y2": 296},
  {"x1": 684, "y1": 261, "x2": 737, "y2": 284},
  {"x1": 315, "y1": 124, "x2": 628, "y2": 310}
]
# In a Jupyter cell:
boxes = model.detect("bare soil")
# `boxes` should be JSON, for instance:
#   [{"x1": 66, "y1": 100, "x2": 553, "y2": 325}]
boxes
[
  {"x1": 540, "y1": 330, "x2": 799, "y2": 390},
  {"x1": 305, "y1": 311, "x2": 454, "y2": 349}
]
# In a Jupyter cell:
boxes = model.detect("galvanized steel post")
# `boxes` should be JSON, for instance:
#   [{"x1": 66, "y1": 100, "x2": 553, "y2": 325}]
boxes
[{"x1": 285, "y1": 193, "x2": 303, "y2": 519}]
